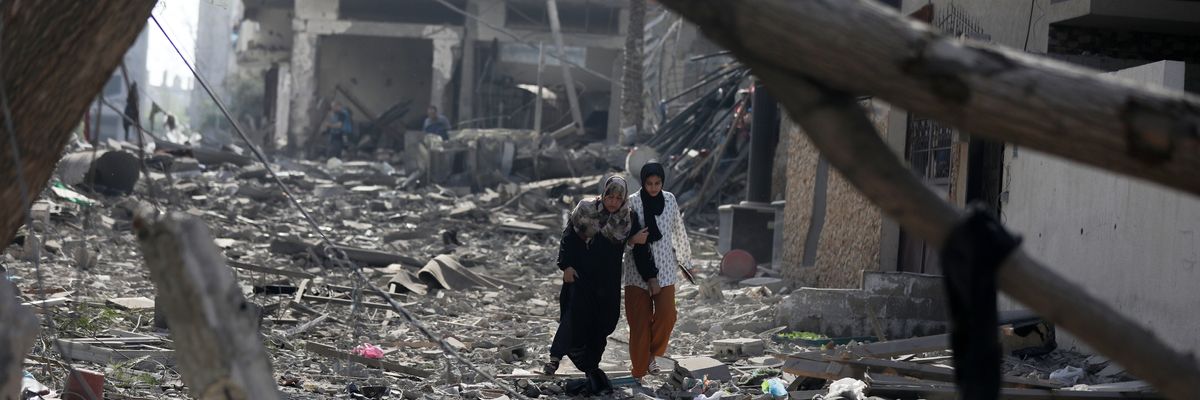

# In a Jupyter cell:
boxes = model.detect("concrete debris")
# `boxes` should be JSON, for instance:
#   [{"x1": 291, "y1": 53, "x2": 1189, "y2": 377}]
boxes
[
  {"x1": 3, "y1": 136, "x2": 1136, "y2": 400},
  {"x1": 712, "y1": 338, "x2": 765, "y2": 360},
  {"x1": 673, "y1": 356, "x2": 732, "y2": 383},
  {"x1": 737, "y1": 277, "x2": 784, "y2": 293}
]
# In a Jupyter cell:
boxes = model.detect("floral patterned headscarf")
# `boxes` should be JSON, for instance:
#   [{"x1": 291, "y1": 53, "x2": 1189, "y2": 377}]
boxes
[{"x1": 568, "y1": 175, "x2": 631, "y2": 242}]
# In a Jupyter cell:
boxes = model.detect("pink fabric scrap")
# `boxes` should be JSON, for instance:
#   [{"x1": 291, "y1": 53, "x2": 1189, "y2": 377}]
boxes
[{"x1": 352, "y1": 343, "x2": 384, "y2": 359}]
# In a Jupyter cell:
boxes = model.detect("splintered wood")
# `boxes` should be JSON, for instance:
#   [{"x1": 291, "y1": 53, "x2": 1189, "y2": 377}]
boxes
[{"x1": 134, "y1": 210, "x2": 279, "y2": 400}]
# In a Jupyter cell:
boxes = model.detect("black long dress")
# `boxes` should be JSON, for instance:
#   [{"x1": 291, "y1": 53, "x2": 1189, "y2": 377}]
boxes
[{"x1": 553, "y1": 224, "x2": 626, "y2": 376}]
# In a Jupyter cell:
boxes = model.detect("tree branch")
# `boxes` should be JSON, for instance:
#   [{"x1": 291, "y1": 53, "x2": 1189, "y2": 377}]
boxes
[{"x1": 657, "y1": 0, "x2": 1200, "y2": 197}]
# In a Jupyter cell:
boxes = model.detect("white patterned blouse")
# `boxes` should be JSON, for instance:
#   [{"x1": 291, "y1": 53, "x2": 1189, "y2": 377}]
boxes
[{"x1": 622, "y1": 190, "x2": 693, "y2": 289}]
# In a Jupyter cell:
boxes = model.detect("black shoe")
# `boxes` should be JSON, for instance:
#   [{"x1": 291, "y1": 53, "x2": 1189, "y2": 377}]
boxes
[
  {"x1": 587, "y1": 369, "x2": 613, "y2": 395},
  {"x1": 543, "y1": 356, "x2": 561, "y2": 375}
]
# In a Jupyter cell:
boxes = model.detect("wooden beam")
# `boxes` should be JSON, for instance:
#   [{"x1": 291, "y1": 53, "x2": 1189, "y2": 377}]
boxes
[
  {"x1": 657, "y1": 0, "x2": 1200, "y2": 197},
  {"x1": 293, "y1": 279, "x2": 417, "y2": 311},
  {"x1": 228, "y1": 260, "x2": 315, "y2": 280},
  {"x1": 780, "y1": 355, "x2": 854, "y2": 381},
  {"x1": 1, "y1": 280, "x2": 38, "y2": 400},
  {"x1": 134, "y1": 210, "x2": 280, "y2": 399},
  {"x1": 844, "y1": 334, "x2": 949, "y2": 359},
  {"x1": 303, "y1": 341, "x2": 431, "y2": 378},
  {"x1": 835, "y1": 357, "x2": 1063, "y2": 389}
]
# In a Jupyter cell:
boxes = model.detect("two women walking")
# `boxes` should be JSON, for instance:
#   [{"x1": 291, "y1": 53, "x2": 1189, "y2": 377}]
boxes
[{"x1": 546, "y1": 162, "x2": 692, "y2": 394}]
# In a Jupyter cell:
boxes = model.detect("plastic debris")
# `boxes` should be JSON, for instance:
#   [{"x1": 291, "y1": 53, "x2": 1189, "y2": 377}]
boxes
[
  {"x1": 1050, "y1": 365, "x2": 1085, "y2": 385},
  {"x1": 761, "y1": 377, "x2": 788, "y2": 397}
]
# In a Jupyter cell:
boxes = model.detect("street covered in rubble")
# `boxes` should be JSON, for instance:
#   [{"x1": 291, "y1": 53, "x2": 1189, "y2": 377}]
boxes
[{"x1": 3, "y1": 0, "x2": 1199, "y2": 400}]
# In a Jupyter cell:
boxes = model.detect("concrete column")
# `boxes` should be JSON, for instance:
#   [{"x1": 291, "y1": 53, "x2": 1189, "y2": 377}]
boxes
[
  {"x1": 287, "y1": 32, "x2": 318, "y2": 150},
  {"x1": 456, "y1": 0, "x2": 479, "y2": 125},
  {"x1": 274, "y1": 63, "x2": 292, "y2": 151},
  {"x1": 431, "y1": 37, "x2": 456, "y2": 117},
  {"x1": 606, "y1": 52, "x2": 623, "y2": 144}
]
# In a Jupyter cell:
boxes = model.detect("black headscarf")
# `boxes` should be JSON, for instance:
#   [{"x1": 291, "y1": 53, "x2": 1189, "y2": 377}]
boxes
[{"x1": 639, "y1": 162, "x2": 666, "y2": 243}]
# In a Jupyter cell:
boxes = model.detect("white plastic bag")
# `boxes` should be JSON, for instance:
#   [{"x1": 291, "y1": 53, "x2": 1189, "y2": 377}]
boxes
[{"x1": 1050, "y1": 365, "x2": 1085, "y2": 385}]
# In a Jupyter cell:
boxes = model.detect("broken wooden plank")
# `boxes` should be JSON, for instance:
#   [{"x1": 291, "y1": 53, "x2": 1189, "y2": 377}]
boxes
[
  {"x1": 106, "y1": 296, "x2": 155, "y2": 310},
  {"x1": 269, "y1": 238, "x2": 424, "y2": 268},
  {"x1": 56, "y1": 339, "x2": 174, "y2": 370},
  {"x1": 228, "y1": 260, "x2": 315, "y2": 280},
  {"x1": 286, "y1": 301, "x2": 344, "y2": 325},
  {"x1": 304, "y1": 341, "x2": 431, "y2": 378},
  {"x1": 293, "y1": 280, "x2": 417, "y2": 311},
  {"x1": 2, "y1": 280, "x2": 39, "y2": 400},
  {"x1": 282, "y1": 314, "x2": 330, "y2": 338},
  {"x1": 133, "y1": 210, "x2": 279, "y2": 399},
  {"x1": 780, "y1": 355, "x2": 854, "y2": 381},
  {"x1": 300, "y1": 292, "x2": 414, "y2": 311},
  {"x1": 21, "y1": 297, "x2": 70, "y2": 308},
  {"x1": 834, "y1": 357, "x2": 1064, "y2": 389},
  {"x1": 842, "y1": 333, "x2": 948, "y2": 359}
]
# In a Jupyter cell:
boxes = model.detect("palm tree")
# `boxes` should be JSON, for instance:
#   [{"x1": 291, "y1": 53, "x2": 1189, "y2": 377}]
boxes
[{"x1": 620, "y1": 0, "x2": 646, "y2": 141}]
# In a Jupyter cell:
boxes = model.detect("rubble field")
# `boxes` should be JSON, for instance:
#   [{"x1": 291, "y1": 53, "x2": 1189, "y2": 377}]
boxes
[{"x1": 5, "y1": 140, "x2": 1143, "y2": 400}]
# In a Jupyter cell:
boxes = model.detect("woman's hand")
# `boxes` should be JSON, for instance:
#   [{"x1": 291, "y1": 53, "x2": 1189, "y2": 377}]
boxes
[
  {"x1": 563, "y1": 267, "x2": 579, "y2": 283},
  {"x1": 648, "y1": 278, "x2": 662, "y2": 296},
  {"x1": 630, "y1": 228, "x2": 649, "y2": 245}
]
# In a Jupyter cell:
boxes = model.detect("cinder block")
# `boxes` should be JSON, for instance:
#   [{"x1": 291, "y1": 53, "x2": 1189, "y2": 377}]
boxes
[
  {"x1": 674, "y1": 356, "x2": 731, "y2": 382},
  {"x1": 713, "y1": 338, "x2": 765, "y2": 360}
]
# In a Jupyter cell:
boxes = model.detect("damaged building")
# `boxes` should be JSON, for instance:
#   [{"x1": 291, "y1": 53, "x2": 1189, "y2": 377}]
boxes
[
  {"x1": 773, "y1": 0, "x2": 1200, "y2": 357},
  {"x1": 236, "y1": 0, "x2": 630, "y2": 153},
  {"x1": 4, "y1": 0, "x2": 1199, "y2": 399}
]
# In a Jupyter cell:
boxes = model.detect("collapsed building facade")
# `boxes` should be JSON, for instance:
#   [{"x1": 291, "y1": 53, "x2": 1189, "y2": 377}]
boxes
[{"x1": 236, "y1": 0, "x2": 632, "y2": 153}]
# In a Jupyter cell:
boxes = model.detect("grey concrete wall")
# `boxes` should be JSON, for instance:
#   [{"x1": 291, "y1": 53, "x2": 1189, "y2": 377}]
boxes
[
  {"x1": 317, "y1": 35, "x2": 434, "y2": 123},
  {"x1": 775, "y1": 272, "x2": 947, "y2": 339},
  {"x1": 1000, "y1": 61, "x2": 1200, "y2": 355}
]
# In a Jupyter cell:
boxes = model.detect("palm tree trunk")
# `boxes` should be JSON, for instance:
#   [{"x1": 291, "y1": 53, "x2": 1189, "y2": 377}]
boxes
[
  {"x1": 620, "y1": 0, "x2": 647, "y2": 139},
  {"x1": 0, "y1": 0, "x2": 156, "y2": 247}
]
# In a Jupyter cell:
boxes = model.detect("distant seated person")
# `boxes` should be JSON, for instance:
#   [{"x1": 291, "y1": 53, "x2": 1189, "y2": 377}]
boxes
[{"x1": 422, "y1": 105, "x2": 451, "y2": 141}]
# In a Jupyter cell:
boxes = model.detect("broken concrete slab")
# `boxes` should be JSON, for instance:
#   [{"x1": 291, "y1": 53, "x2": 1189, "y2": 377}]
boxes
[
  {"x1": 738, "y1": 277, "x2": 785, "y2": 293},
  {"x1": 712, "y1": 338, "x2": 765, "y2": 360},
  {"x1": 497, "y1": 221, "x2": 552, "y2": 235},
  {"x1": 673, "y1": 356, "x2": 731, "y2": 382},
  {"x1": 105, "y1": 297, "x2": 155, "y2": 310}
]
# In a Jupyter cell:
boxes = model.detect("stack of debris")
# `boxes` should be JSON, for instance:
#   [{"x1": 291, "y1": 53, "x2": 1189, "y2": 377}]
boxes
[
  {"x1": 640, "y1": 64, "x2": 753, "y2": 222},
  {"x1": 778, "y1": 332, "x2": 1157, "y2": 399}
]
